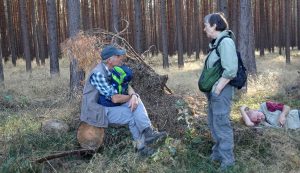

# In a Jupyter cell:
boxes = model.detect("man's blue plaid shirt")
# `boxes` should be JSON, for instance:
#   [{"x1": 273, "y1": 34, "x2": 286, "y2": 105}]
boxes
[{"x1": 90, "y1": 66, "x2": 117, "y2": 100}]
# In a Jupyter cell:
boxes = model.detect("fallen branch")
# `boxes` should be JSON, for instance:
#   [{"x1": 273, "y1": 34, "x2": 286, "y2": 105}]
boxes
[{"x1": 34, "y1": 149, "x2": 95, "y2": 163}]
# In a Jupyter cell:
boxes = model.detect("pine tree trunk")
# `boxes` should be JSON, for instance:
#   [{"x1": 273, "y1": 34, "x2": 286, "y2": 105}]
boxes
[
  {"x1": 134, "y1": 0, "x2": 142, "y2": 54},
  {"x1": 37, "y1": 0, "x2": 46, "y2": 65},
  {"x1": 239, "y1": 0, "x2": 256, "y2": 75},
  {"x1": 278, "y1": 0, "x2": 283, "y2": 54},
  {"x1": 160, "y1": 0, "x2": 168, "y2": 68},
  {"x1": 81, "y1": 0, "x2": 88, "y2": 31},
  {"x1": 285, "y1": 0, "x2": 291, "y2": 64},
  {"x1": 194, "y1": 0, "x2": 200, "y2": 60},
  {"x1": 112, "y1": 0, "x2": 119, "y2": 32},
  {"x1": 0, "y1": 28, "x2": 4, "y2": 86},
  {"x1": 68, "y1": 0, "x2": 85, "y2": 97},
  {"x1": 32, "y1": 0, "x2": 40, "y2": 66},
  {"x1": 47, "y1": 0, "x2": 60, "y2": 77},
  {"x1": 19, "y1": 0, "x2": 32, "y2": 72},
  {"x1": 186, "y1": 0, "x2": 192, "y2": 57},
  {"x1": 217, "y1": 0, "x2": 228, "y2": 17},
  {"x1": 6, "y1": 0, "x2": 17, "y2": 66},
  {"x1": 175, "y1": 0, "x2": 184, "y2": 68},
  {"x1": 259, "y1": 0, "x2": 265, "y2": 56},
  {"x1": 297, "y1": 0, "x2": 300, "y2": 50},
  {"x1": 0, "y1": 0, "x2": 8, "y2": 60},
  {"x1": 167, "y1": 0, "x2": 175, "y2": 55}
]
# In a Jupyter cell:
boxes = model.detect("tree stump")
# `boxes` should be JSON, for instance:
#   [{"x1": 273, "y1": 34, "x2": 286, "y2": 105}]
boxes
[{"x1": 77, "y1": 121, "x2": 105, "y2": 150}]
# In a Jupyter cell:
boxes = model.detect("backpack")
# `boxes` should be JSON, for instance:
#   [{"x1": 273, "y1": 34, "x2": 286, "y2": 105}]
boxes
[
  {"x1": 198, "y1": 55, "x2": 223, "y2": 92},
  {"x1": 98, "y1": 65, "x2": 133, "y2": 107},
  {"x1": 213, "y1": 36, "x2": 247, "y2": 89},
  {"x1": 111, "y1": 65, "x2": 133, "y2": 94}
]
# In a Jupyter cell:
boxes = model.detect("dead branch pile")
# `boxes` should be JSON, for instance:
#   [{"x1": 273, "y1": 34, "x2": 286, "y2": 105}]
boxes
[{"x1": 61, "y1": 29, "x2": 188, "y2": 137}]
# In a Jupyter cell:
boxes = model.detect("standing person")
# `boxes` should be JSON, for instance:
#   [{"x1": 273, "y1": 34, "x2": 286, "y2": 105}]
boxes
[
  {"x1": 80, "y1": 44, "x2": 167, "y2": 156},
  {"x1": 201, "y1": 13, "x2": 238, "y2": 169}
]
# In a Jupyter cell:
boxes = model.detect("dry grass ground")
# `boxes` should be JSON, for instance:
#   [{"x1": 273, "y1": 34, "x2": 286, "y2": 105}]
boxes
[{"x1": 0, "y1": 50, "x2": 300, "y2": 173}]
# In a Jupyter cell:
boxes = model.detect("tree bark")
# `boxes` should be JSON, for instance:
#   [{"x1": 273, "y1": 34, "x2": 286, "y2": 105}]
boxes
[
  {"x1": 285, "y1": 0, "x2": 291, "y2": 64},
  {"x1": 167, "y1": 0, "x2": 175, "y2": 55},
  {"x1": 297, "y1": 0, "x2": 300, "y2": 50},
  {"x1": 0, "y1": 0, "x2": 8, "y2": 60},
  {"x1": 160, "y1": 0, "x2": 168, "y2": 68},
  {"x1": 0, "y1": 30, "x2": 4, "y2": 86},
  {"x1": 19, "y1": 0, "x2": 32, "y2": 72},
  {"x1": 259, "y1": 0, "x2": 265, "y2": 56},
  {"x1": 32, "y1": 0, "x2": 40, "y2": 66},
  {"x1": 37, "y1": 0, "x2": 46, "y2": 65},
  {"x1": 194, "y1": 0, "x2": 201, "y2": 60},
  {"x1": 239, "y1": 0, "x2": 256, "y2": 75},
  {"x1": 68, "y1": 0, "x2": 85, "y2": 97},
  {"x1": 134, "y1": 0, "x2": 142, "y2": 54},
  {"x1": 175, "y1": 0, "x2": 184, "y2": 68},
  {"x1": 6, "y1": 0, "x2": 17, "y2": 66},
  {"x1": 47, "y1": 0, "x2": 60, "y2": 77},
  {"x1": 217, "y1": 0, "x2": 228, "y2": 17},
  {"x1": 111, "y1": 0, "x2": 119, "y2": 33}
]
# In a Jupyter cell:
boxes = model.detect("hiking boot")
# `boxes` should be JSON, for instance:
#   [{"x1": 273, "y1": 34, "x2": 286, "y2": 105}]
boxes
[
  {"x1": 137, "y1": 146, "x2": 156, "y2": 156},
  {"x1": 143, "y1": 127, "x2": 167, "y2": 145}
]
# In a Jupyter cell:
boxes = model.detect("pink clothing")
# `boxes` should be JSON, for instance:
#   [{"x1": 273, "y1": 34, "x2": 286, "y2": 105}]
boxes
[{"x1": 266, "y1": 101, "x2": 284, "y2": 112}]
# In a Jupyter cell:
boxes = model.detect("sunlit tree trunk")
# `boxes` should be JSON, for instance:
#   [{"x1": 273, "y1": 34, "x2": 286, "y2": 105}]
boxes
[
  {"x1": 239, "y1": 0, "x2": 256, "y2": 75},
  {"x1": 47, "y1": 0, "x2": 60, "y2": 77}
]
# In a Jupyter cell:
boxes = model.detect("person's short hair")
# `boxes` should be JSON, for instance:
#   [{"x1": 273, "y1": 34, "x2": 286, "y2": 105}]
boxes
[{"x1": 204, "y1": 12, "x2": 228, "y2": 31}]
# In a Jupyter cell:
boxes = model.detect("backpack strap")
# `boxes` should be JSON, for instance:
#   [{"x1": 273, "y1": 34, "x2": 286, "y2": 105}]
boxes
[{"x1": 210, "y1": 36, "x2": 231, "y2": 57}]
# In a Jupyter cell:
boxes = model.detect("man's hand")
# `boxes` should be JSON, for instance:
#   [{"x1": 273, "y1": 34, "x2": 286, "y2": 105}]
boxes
[
  {"x1": 128, "y1": 94, "x2": 139, "y2": 112},
  {"x1": 278, "y1": 105, "x2": 290, "y2": 127},
  {"x1": 278, "y1": 114, "x2": 286, "y2": 127}
]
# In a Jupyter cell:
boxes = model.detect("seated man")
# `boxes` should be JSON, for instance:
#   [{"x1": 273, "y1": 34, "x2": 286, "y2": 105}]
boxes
[
  {"x1": 80, "y1": 44, "x2": 167, "y2": 156},
  {"x1": 240, "y1": 101, "x2": 300, "y2": 129},
  {"x1": 98, "y1": 65, "x2": 133, "y2": 107}
]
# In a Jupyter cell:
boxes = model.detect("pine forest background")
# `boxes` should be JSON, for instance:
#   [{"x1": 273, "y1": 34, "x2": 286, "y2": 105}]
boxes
[{"x1": 0, "y1": 0, "x2": 300, "y2": 83}]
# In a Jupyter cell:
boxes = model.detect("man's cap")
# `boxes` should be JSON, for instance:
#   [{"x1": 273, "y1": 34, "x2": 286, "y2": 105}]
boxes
[{"x1": 101, "y1": 45, "x2": 126, "y2": 60}]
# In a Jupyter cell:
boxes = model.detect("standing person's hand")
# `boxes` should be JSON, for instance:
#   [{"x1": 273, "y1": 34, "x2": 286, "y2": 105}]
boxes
[{"x1": 128, "y1": 94, "x2": 139, "y2": 112}]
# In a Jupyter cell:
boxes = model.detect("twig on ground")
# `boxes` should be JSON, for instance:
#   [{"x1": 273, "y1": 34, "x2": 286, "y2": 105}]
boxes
[{"x1": 33, "y1": 149, "x2": 95, "y2": 163}]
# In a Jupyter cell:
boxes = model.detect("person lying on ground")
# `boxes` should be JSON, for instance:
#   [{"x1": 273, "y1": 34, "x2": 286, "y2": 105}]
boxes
[{"x1": 240, "y1": 101, "x2": 300, "y2": 129}]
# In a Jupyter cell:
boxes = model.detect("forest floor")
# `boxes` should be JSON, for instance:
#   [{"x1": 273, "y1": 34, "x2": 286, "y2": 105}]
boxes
[{"x1": 1, "y1": 50, "x2": 300, "y2": 173}]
